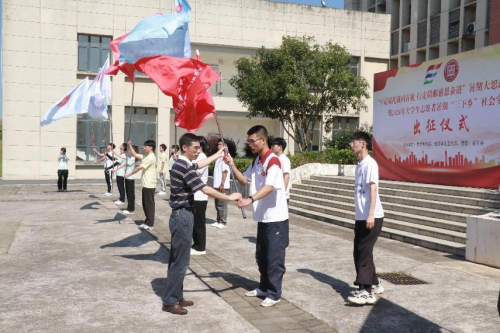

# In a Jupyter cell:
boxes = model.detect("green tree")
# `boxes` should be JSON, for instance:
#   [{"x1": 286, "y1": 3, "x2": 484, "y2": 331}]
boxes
[{"x1": 230, "y1": 36, "x2": 370, "y2": 151}]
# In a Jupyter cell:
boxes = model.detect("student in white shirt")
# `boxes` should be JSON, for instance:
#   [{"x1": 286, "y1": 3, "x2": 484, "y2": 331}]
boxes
[
  {"x1": 158, "y1": 144, "x2": 168, "y2": 195},
  {"x1": 347, "y1": 131, "x2": 385, "y2": 305},
  {"x1": 191, "y1": 137, "x2": 209, "y2": 255},
  {"x1": 94, "y1": 143, "x2": 116, "y2": 196},
  {"x1": 113, "y1": 143, "x2": 127, "y2": 205},
  {"x1": 271, "y1": 137, "x2": 291, "y2": 248},
  {"x1": 212, "y1": 139, "x2": 231, "y2": 229},
  {"x1": 225, "y1": 125, "x2": 288, "y2": 308},
  {"x1": 57, "y1": 147, "x2": 69, "y2": 192}
]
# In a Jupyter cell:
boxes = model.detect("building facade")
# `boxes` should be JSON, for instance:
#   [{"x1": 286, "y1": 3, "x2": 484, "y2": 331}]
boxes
[
  {"x1": 2, "y1": 0, "x2": 390, "y2": 180},
  {"x1": 346, "y1": 0, "x2": 499, "y2": 69}
]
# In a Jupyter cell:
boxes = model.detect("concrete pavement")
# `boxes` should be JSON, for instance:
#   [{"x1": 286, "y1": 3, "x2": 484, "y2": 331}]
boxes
[{"x1": 1, "y1": 183, "x2": 499, "y2": 332}]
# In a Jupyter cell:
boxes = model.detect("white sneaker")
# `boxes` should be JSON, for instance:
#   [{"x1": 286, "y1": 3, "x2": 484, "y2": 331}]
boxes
[
  {"x1": 139, "y1": 224, "x2": 153, "y2": 231},
  {"x1": 347, "y1": 290, "x2": 377, "y2": 305},
  {"x1": 245, "y1": 288, "x2": 267, "y2": 297},
  {"x1": 260, "y1": 298, "x2": 280, "y2": 307},
  {"x1": 104, "y1": 192, "x2": 112, "y2": 197},
  {"x1": 122, "y1": 210, "x2": 134, "y2": 215},
  {"x1": 211, "y1": 222, "x2": 219, "y2": 227},
  {"x1": 372, "y1": 283, "x2": 384, "y2": 295},
  {"x1": 216, "y1": 224, "x2": 227, "y2": 229},
  {"x1": 191, "y1": 248, "x2": 206, "y2": 255},
  {"x1": 158, "y1": 191, "x2": 166, "y2": 196},
  {"x1": 114, "y1": 200, "x2": 124, "y2": 205}
]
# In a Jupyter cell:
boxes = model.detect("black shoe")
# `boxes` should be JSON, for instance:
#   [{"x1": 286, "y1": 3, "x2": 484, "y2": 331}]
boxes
[
  {"x1": 63, "y1": 189, "x2": 67, "y2": 192},
  {"x1": 58, "y1": 189, "x2": 62, "y2": 192}
]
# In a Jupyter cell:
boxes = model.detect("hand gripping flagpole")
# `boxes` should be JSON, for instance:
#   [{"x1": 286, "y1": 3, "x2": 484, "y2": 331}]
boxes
[{"x1": 214, "y1": 113, "x2": 246, "y2": 219}]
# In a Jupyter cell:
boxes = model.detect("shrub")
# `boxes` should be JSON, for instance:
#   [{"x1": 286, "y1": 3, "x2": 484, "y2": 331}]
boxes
[
  {"x1": 208, "y1": 157, "x2": 252, "y2": 176},
  {"x1": 324, "y1": 124, "x2": 373, "y2": 150},
  {"x1": 290, "y1": 148, "x2": 358, "y2": 168}
]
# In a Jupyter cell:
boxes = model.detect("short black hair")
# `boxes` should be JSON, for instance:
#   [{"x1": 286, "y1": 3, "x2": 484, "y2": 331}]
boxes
[
  {"x1": 247, "y1": 125, "x2": 269, "y2": 146},
  {"x1": 271, "y1": 137, "x2": 287, "y2": 151},
  {"x1": 61, "y1": 147, "x2": 66, "y2": 153},
  {"x1": 144, "y1": 140, "x2": 156, "y2": 152},
  {"x1": 179, "y1": 133, "x2": 199, "y2": 153},
  {"x1": 171, "y1": 144, "x2": 180, "y2": 151},
  {"x1": 197, "y1": 136, "x2": 208, "y2": 153},
  {"x1": 108, "y1": 143, "x2": 116, "y2": 149},
  {"x1": 160, "y1": 144, "x2": 167, "y2": 151},
  {"x1": 352, "y1": 131, "x2": 372, "y2": 150},
  {"x1": 121, "y1": 143, "x2": 128, "y2": 151}
]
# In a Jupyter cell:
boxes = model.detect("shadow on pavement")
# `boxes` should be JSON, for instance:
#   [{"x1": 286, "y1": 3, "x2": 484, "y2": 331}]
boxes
[
  {"x1": 297, "y1": 268, "x2": 444, "y2": 333},
  {"x1": 297, "y1": 268, "x2": 352, "y2": 298},
  {"x1": 208, "y1": 271, "x2": 259, "y2": 293},
  {"x1": 95, "y1": 212, "x2": 128, "y2": 224},
  {"x1": 80, "y1": 202, "x2": 102, "y2": 210},
  {"x1": 242, "y1": 236, "x2": 256, "y2": 244},
  {"x1": 43, "y1": 190, "x2": 84, "y2": 193},
  {"x1": 118, "y1": 247, "x2": 169, "y2": 264},
  {"x1": 101, "y1": 230, "x2": 153, "y2": 248},
  {"x1": 205, "y1": 218, "x2": 217, "y2": 225}
]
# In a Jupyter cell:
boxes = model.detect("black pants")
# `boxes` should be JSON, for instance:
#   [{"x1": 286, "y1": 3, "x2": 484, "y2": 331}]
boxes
[
  {"x1": 142, "y1": 187, "x2": 155, "y2": 227},
  {"x1": 104, "y1": 169, "x2": 113, "y2": 193},
  {"x1": 57, "y1": 170, "x2": 68, "y2": 190},
  {"x1": 116, "y1": 176, "x2": 125, "y2": 202},
  {"x1": 256, "y1": 220, "x2": 287, "y2": 301},
  {"x1": 163, "y1": 209, "x2": 193, "y2": 306},
  {"x1": 286, "y1": 199, "x2": 290, "y2": 247},
  {"x1": 353, "y1": 218, "x2": 384, "y2": 287},
  {"x1": 192, "y1": 200, "x2": 207, "y2": 251},
  {"x1": 125, "y1": 179, "x2": 135, "y2": 212}
]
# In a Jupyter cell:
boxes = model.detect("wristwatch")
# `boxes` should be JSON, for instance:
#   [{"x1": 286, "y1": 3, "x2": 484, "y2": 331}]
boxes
[{"x1": 249, "y1": 196, "x2": 255, "y2": 203}]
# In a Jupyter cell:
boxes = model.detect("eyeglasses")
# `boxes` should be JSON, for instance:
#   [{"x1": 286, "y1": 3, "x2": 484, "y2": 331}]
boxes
[
  {"x1": 246, "y1": 138, "x2": 263, "y2": 145},
  {"x1": 193, "y1": 146, "x2": 201, "y2": 150},
  {"x1": 349, "y1": 140, "x2": 365, "y2": 147}
]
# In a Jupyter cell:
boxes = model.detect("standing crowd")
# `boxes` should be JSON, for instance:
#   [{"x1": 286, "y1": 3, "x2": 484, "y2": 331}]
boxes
[{"x1": 59, "y1": 126, "x2": 385, "y2": 314}]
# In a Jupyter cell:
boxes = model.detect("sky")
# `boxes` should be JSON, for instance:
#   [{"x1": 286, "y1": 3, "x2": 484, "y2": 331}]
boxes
[{"x1": 269, "y1": 0, "x2": 344, "y2": 8}]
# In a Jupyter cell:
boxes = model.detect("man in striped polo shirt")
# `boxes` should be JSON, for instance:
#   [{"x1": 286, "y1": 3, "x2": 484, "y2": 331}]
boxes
[
  {"x1": 225, "y1": 125, "x2": 289, "y2": 308},
  {"x1": 162, "y1": 133, "x2": 242, "y2": 316}
]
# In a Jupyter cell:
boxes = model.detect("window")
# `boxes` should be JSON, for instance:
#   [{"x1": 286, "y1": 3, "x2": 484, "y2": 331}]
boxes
[
  {"x1": 331, "y1": 116, "x2": 360, "y2": 134},
  {"x1": 76, "y1": 111, "x2": 112, "y2": 162},
  {"x1": 349, "y1": 58, "x2": 359, "y2": 76},
  {"x1": 294, "y1": 121, "x2": 322, "y2": 153},
  {"x1": 78, "y1": 34, "x2": 112, "y2": 72},
  {"x1": 125, "y1": 107, "x2": 158, "y2": 154}
]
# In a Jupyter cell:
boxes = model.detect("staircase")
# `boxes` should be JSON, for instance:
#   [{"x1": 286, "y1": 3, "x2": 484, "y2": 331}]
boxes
[{"x1": 289, "y1": 176, "x2": 500, "y2": 256}]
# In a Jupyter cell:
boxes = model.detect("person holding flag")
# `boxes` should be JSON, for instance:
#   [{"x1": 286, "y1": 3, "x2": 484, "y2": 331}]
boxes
[{"x1": 94, "y1": 144, "x2": 116, "y2": 196}]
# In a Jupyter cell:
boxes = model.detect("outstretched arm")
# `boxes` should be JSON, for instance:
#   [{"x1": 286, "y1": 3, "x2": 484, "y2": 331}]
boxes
[
  {"x1": 223, "y1": 154, "x2": 248, "y2": 185},
  {"x1": 127, "y1": 140, "x2": 142, "y2": 160},
  {"x1": 93, "y1": 148, "x2": 105, "y2": 157},
  {"x1": 196, "y1": 148, "x2": 225, "y2": 170}
]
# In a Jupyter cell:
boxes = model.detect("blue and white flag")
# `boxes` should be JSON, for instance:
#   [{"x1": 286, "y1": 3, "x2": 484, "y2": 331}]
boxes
[{"x1": 118, "y1": 0, "x2": 191, "y2": 64}]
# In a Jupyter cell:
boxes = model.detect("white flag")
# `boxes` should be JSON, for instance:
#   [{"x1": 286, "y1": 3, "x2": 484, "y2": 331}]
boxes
[
  {"x1": 88, "y1": 58, "x2": 112, "y2": 120},
  {"x1": 40, "y1": 77, "x2": 90, "y2": 126}
]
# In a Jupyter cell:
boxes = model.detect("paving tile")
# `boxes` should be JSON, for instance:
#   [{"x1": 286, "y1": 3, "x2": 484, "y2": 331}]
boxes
[
  {"x1": 299, "y1": 319, "x2": 324, "y2": 329},
  {"x1": 308, "y1": 324, "x2": 337, "y2": 333},
  {"x1": 254, "y1": 324, "x2": 285, "y2": 333}
]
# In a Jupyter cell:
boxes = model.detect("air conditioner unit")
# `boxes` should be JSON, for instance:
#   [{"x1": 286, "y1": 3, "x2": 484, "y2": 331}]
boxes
[
  {"x1": 465, "y1": 22, "x2": 476, "y2": 35},
  {"x1": 402, "y1": 42, "x2": 410, "y2": 53}
]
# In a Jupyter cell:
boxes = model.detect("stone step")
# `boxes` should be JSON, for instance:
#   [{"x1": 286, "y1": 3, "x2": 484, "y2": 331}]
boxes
[
  {"x1": 292, "y1": 187, "x2": 493, "y2": 216},
  {"x1": 295, "y1": 182, "x2": 500, "y2": 209},
  {"x1": 288, "y1": 206, "x2": 466, "y2": 256},
  {"x1": 310, "y1": 176, "x2": 500, "y2": 201},
  {"x1": 292, "y1": 187, "x2": 466, "y2": 232},
  {"x1": 289, "y1": 198, "x2": 466, "y2": 244},
  {"x1": 291, "y1": 192, "x2": 469, "y2": 223}
]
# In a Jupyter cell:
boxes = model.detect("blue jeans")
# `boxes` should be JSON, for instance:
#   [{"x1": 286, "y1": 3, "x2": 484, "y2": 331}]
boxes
[
  {"x1": 163, "y1": 209, "x2": 193, "y2": 306},
  {"x1": 256, "y1": 220, "x2": 287, "y2": 301}
]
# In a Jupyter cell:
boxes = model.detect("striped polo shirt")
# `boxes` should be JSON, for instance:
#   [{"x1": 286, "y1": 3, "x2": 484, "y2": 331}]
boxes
[{"x1": 169, "y1": 155, "x2": 206, "y2": 209}]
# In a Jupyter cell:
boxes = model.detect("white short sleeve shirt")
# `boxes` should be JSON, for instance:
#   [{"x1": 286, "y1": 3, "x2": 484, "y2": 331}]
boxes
[
  {"x1": 243, "y1": 149, "x2": 289, "y2": 223},
  {"x1": 354, "y1": 155, "x2": 384, "y2": 220},
  {"x1": 213, "y1": 157, "x2": 230, "y2": 189},
  {"x1": 278, "y1": 154, "x2": 292, "y2": 199},
  {"x1": 194, "y1": 152, "x2": 209, "y2": 201}
]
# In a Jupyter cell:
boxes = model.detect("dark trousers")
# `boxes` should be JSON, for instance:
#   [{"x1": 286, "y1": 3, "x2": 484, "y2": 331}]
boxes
[
  {"x1": 125, "y1": 179, "x2": 135, "y2": 212},
  {"x1": 215, "y1": 189, "x2": 230, "y2": 225},
  {"x1": 286, "y1": 199, "x2": 290, "y2": 247},
  {"x1": 256, "y1": 220, "x2": 287, "y2": 301},
  {"x1": 104, "y1": 169, "x2": 113, "y2": 193},
  {"x1": 142, "y1": 188, "x2": 155, "y2": 227},
  {"x1": 163, "y1": 209, "x2": 193, "y2": 306},
  {"x1": 192, "y1": 200, "x2": 207, "y2": 251},
  {"x1": 353, "y1": 218, "x2": 384, "y2": 287},
  {"x1": 57, "y1": 170, "x2": 68, "y2": 190},
  {"x1": 116, "y1": 176, "x2": 125, "y2": 202}
]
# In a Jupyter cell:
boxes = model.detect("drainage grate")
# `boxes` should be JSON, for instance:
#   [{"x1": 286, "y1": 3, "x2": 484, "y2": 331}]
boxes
[{"x1": 377, "y1": 272, "x2": 429, "y2": 285}]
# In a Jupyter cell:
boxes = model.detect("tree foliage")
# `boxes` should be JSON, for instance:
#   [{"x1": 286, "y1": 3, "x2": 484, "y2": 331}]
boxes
[{"x1": 230, "y1": 36, "x2": 370, "y2": 151}]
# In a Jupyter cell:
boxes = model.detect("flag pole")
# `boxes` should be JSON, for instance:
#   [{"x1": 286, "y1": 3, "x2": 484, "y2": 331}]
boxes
[
  {"x1": 126, "y1": 81, "x2": 136, "y2": 142},
  {"x1": 214, "y1": 113, "x2": 246, "y2": 219}
]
